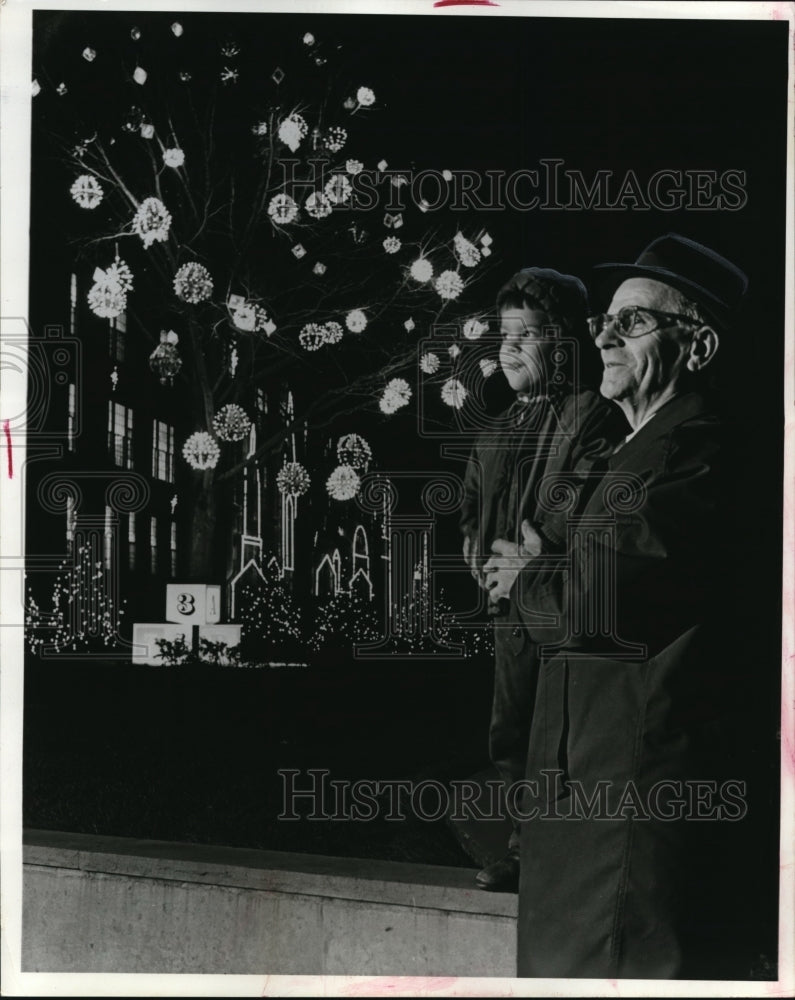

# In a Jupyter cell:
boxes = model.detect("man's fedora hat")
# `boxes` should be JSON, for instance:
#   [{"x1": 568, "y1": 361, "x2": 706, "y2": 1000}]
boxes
[{"x1": 594, "y1": 233, "x2": 748, "y2": 329}]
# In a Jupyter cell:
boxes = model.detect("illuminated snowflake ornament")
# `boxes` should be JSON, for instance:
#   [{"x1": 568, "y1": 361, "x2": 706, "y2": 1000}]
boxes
[
  {"x1": 299, "y1": 323, "x2": 327, "y2": 351},
  {"x1": 87, "y1": 282, "x2": 126, "y2": 319},
  {"x1": 463, "y1": 318, "x2": 488, "y2": 340},
  {"x1": 182, "y1": 432, "x2": 220, "y2": 471},
  {"x1": 70, "y1": 174, "x2": 104, "y2": 209},
  {"x1": 212, "y1": 404, "x2": 252, "y2": 442},
  {"x1": 149, "y1": 334, "x2": 183, "y2": 385},
  {"x1": 277, "y1": 462, "x2": 310, "y2": 497},
  {"x1": 268, "y1": 193, "x2": 299, "y2": 224},
  {"x1": 324, "y1": 174, "x2": 352, "y2": 205},
  {"x1": 379, "y1": 378, "x2": 412, "y2": 415},
  {"x1": 345, "y1": 309, "x2": 367, "y2": 333},
  {"x1": 441, "y1": 378, "x2": 468, "y2": 409},
  {"x1": 305, "y1": 192, "x2": 333, "y2": 219},
  {"x1": 278, "y1": 113, "x2": 308, "y2": 152},
  {"x1": 420, "y1": 352, "x2": 440, "y2": 375},
  {"x1": 337, "y1": 433, "x2": 372, "y2": 471},
  {"x1": 324, "y1": 126, "x2": 348, "y2": 153},
  {"x1": 323, "y1": 321, "x2": 344, "y2": 345},
  {"x1": 454, "y1": 232, "x2": 482, "y2": 268},
  {"x1": 173, "y1": 262, "x2": 213, "y2": 304},
  {"x1": 410, "y1": 258, "x2": 433, "y2": 283},
  {"x1": 163, "y1": 147, "x2": 185, "y2": 168},
  {"x1": 132, "y1": 197, "x2": 172, "y2": 248},
  {"x1": 435, "y1": 270, "x2": 464, "y2": 301},
  {"x1": 327, "y1": 465, "x2": 361, "y2": 501}
]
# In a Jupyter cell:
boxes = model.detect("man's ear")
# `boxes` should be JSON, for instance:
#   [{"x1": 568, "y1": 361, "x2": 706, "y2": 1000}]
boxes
[{"x1": 686, "y1": 325, "x2": 719, "y2": 371}]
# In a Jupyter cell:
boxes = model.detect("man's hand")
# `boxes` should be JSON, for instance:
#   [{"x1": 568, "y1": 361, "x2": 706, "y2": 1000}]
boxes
[
  {"x1": 483, "y1": 538, "x2": 528, "y2": 604},
  {"x1": 484, "y1": 522, "x2": 545, "y2": 604},
  {"x1": 519, "y1": 519, "x2": 544, "y2": 559}
]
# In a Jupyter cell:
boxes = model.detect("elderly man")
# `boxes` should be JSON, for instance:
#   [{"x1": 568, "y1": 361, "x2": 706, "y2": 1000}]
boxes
[{"x1": 487, "y1": 234, "x2": 748, "y2": 979}]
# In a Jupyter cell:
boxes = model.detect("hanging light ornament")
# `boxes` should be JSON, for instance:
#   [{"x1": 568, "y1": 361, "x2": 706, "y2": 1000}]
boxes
[
  {"x1": 479, "y1": 358, "x2": 498, "y2": 379},
  {"x1": 268, "y1": 193, "x2": 299, "y2": 224},
  {"x1": 182, "y1": 431, "x2": 220, "y2": 471},
  {"x1": 278, "y1": 113, "x2": 308, "y2": 152},
  {"x1": 163, "y1": 147, "x2": 185, "y2": 168},
  {"x1": 173, "y1": 262, "x2": 213, "y2": 303},
  {"x1": 420, "y1": 352, "x2": 441, "y2": 374},
  {"x1": 132, "y1": 197, "x2": 172, "y2": 248},
  {"x1": 463, "y1": 318, "x2": 488, "y2": 340},
  {"x1": 441, "y1": 377, "x2": 468, "y2": 409},
  {"x1": 104, "y1": 257, "x2": 134, "y2": 294},
  {"x1": 356, "y1": 86, "x2": 376, "y2": 107},
  {"x1": 410, "y1": 258, "x2": 433, "y2": 283},
  {"x1": 327, "y1": 465, "x2": 361, "y2": 501},
  {"x1": 324, "y1": 174, "x2": 352, "y2": 205},
  {"x1": 323, "y1": 321, "x2": 344, "y2": 345},
  {"x1": 276, "y1": 461, "x2": 310, "y2": 497},
  {"x1": 336, "y1": 433, "x2": 372, "y2": 472},
  {"x1": 212, "y1": 404, "x2": 252, "y2": 442},
  {"x1": 305, "y1": 192, "x2": 332, "y2": 219},
  {"x1": 324, "y1": 125, "x2": 348, "y2": 152},
  {"x1": 453, "y1": 232, "x2": 482, "y2": 268},
  {"x1": 70, "y1": 174, "x2": 104, "y2": 209},
  {"x1": 435, "y1": 270, "x2": 464, "y2": 301},
  {"x1": 346, "y1": 159, "x2": 363, "y2": 175},
  {"x1": 345, "y1": 309, "x2": 367, "y2": 333},
  {"x1": 87, "y1": 282, "x2": 126, "y2": 319},
  {"x1": 299, "y1": 323, "x2": 327, "y2": 351},
  {"x1": 383, "y1": 236, "x2": 401, "y2": 254},
  {"x1": 379, "y1": 378, "x2": 412, "y2": 415},
  {"x1": 149, "y1": 331, "x2": 183, "y2": 386}
]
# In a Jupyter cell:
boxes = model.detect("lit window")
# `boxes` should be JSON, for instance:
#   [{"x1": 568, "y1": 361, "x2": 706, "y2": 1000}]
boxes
[
  {"x1": 107, "y1": 401, "x2": 134, "y2": 468},
  {"x1": 66, "y1": 494, "x2": 77, "y2": 551},
  {"x1": 104, "y1": 505, "x2": 113, "y2": 568},
  {"x1": 152, "y1": 420, "x2": 175, "y2": 482},
  {"x1": 108, "y1": 313, "x2": 126, "y2": 362},
  {"x1": 69, "y1": 273, "x2": 77, "y2": 336},
  {"x1": 150, "y1": 516, "x2": 158, "y2": 574},
  {"x1": 67, "y1": 383, "x2": 76, "y2": 452},
  {"x1": 128, "y1": 514, "x2": 136, "y2": 571},
  {"x1": 170, "y1": 522, "x2": 177, "y2": 577}
]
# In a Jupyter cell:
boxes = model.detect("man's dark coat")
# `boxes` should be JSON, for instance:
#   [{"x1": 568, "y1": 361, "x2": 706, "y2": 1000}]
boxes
[{"x1": 513, "y1": 390, "x2": 746, "y2": 979}]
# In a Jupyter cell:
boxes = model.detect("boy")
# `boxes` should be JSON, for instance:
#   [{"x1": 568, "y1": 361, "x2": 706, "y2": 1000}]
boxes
[{"x1": 460, "y1": 267, "x2": 624, "y2": 891}]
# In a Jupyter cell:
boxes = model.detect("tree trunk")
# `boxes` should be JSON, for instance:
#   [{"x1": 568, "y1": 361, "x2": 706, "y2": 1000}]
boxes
[{"x1": 187, "y1": 470, "x2": 218, "y2": 582}]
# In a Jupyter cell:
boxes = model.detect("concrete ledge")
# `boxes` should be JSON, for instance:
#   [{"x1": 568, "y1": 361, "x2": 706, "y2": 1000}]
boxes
[{"x1": 23, "y1": 829, "x2": 517, "y2": 975}]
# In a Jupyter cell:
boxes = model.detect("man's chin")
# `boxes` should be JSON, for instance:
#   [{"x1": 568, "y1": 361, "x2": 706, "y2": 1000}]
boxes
[{"x1": 600, "y1": 374, "x2": 626, "y2": 400}]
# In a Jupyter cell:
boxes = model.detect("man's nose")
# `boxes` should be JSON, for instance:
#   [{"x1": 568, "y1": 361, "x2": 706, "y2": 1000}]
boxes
[{"x1": 594, "y1": 319, "x2": 622, "y2": 349}]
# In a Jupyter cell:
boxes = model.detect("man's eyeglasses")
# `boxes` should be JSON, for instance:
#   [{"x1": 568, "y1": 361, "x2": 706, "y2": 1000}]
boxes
[{"x1": 587, "y1": 306, "x2": 701, "y2": 341}]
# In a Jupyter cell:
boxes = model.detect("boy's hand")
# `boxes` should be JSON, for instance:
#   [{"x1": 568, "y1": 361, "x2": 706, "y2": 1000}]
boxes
[
  {"x1": 484, "y1": 523, "x2": 543, "y2": 602},
  {"x1": 462, "y1": 534, "x2": 484, "y2": 585}
]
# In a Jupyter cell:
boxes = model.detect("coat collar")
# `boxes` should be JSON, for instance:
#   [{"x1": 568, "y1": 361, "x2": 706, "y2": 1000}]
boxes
[{"x1": 609, "y1": 390, "x2": 715, "y2": 464}]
